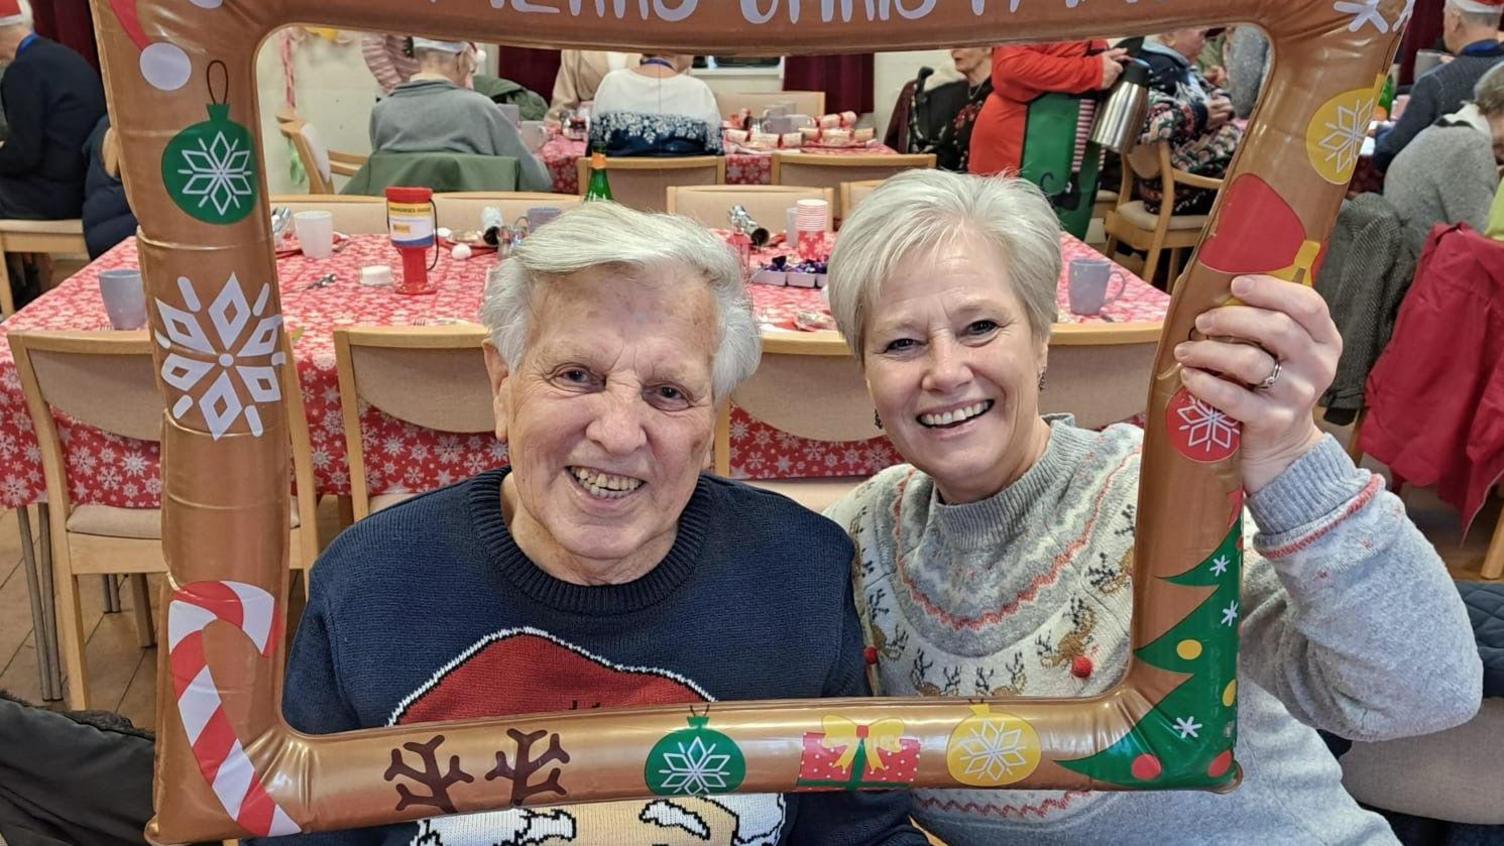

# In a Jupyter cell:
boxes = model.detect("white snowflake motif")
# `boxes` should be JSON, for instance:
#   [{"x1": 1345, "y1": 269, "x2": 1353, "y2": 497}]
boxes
[
  {"x1": 1334, "y1": 0, "x2": 1389, "y2": 33},
  {"x1": 2, "y1": 475, "x2": 27, "y2": 502},
  {"x1": 1317, "y1": 96, "x2": 1374, "y2": 176},
  {"x1": 382, "y1": 436, "x2": 404, "y2": 456},
  {"x1": 175, "y1": 128, "x2": 254, "y2": 217},
  {"x1": 956, "y1": 718, "x2": 1032, "y2": 782},
  {"x1": 1394, "y1": 0, "x2": 1415, "y2": 30},
  {"x1": 655, "y1": 736, "x2": 735, "y2": 796},
  {"x1": 156, "y1": 274, "x2": 284, "y2": 440},
  {"x1": 123, "y1": 482, "x2": 139, "y2": 498},
  {"x1": 122, "y1": 454, "x2": 149, "y2": 476},
  {"x1": 310, "y1": 447, "x2": 331, "y2": 469},
  {"x1": 1173, "y1": 716, "x2": 1202, "y2": 740},
  {"x1": 730, "y1": 419, "x2": 750, "y2": 441},
  {"x1": 1210, "y1": 555, "x2": 1231, "y2": 577},
  {"x1": 1175, "y1": 396, "x2": 1238, "y2": 456},
  {"x1": 1221, "y1": 601, "x2": 1240, "y2": 627},
  {"x1": 146, "y1": 477, "x2": 163, "y2": 495}
]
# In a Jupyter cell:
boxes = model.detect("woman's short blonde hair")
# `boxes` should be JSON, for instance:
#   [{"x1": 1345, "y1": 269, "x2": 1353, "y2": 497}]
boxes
[{"x1": 826, "y1": 170, "x2": 1061, "y2": 359}]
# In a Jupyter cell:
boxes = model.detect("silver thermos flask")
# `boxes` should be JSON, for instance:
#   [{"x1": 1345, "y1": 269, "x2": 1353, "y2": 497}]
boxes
[{"x1": 1088, "y1": 59, "x2": 1151, "y2": 154}]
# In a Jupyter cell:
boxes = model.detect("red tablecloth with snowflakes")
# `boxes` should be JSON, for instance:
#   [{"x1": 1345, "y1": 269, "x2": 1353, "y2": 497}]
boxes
[
  {"x1": 0, "y1": 232, "x2": 1165, "y2": 509},
  {"x1": 540, "y1": 136, "x2": 900, "y2": 194}
]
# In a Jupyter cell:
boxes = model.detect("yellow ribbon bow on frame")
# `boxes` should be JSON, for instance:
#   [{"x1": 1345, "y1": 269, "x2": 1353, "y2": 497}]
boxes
[{"x1": 819, "y1": 716, "x2": 906, "y2": 772}]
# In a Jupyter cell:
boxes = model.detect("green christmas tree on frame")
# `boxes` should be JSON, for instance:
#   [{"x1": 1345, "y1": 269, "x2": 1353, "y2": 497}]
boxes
[{"x1": 1060, "y1": 521, "x2": 1243, "y2": 789}]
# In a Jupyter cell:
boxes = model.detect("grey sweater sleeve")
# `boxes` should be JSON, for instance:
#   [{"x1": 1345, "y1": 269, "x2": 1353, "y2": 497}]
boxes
[
  {"x1": 1226, "y1": 27, "x2": 1269, "y2": 119},
  {"x1": 1440, "y1": 135, "x2": 1500, "y2": 231},
  {"x1": 1237, "y1": 436, "x2": 1482, "y2": 741},
  {"x1": 482, "y1": 109, "x2": 552, "y2": 191}
]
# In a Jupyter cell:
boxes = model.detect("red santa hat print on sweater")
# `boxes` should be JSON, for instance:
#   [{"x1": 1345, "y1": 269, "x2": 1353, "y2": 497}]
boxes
[{"x1": 0, "y1": 0, "x2": 27, "y2": 28}]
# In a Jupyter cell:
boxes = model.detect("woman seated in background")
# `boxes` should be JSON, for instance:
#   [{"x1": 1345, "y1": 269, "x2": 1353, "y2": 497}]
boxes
[
  {"x1": 550, "y1": 49, "x2": 642, "y2": 116},
  {"x1": 886, "y1": 47, "x2": 994, "y2": 172},
  {"x1": 589, "y1": 54, "x2": 724, "y2": 155},
  {"x1": 823, "y1": 170, "x2": 1481, "y2": 845},
  {"x1": 1385, "y1": 62, "x2": 1504, "y2": 256}
]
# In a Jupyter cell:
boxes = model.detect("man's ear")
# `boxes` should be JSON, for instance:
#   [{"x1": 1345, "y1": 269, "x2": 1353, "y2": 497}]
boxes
[{"x1": 483, "y1": 342, "x2": 511, "y2": 444}]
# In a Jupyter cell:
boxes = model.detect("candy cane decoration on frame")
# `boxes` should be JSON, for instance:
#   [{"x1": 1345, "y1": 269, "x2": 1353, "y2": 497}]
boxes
[{"x1": 168, "y1": 581, "x2": 301, "y2": 838}]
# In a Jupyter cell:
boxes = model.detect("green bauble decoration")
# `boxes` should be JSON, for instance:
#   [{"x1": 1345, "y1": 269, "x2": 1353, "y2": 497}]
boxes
[
  {"x1": 645, "y1": 715, "x2": 746, "y2": 796},
  {"x1": 162, "y1": 102, "x2": 258, "y2": 225}
]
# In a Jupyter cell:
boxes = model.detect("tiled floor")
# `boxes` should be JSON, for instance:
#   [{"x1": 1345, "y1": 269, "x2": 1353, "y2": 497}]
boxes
[{"x1": 0, "y1": 427, "x2": 1496, "y2": 730}]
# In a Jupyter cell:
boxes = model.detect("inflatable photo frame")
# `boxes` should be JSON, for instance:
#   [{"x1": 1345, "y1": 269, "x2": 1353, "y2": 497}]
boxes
[{"x1": 85, "y1": 0, "x2": 1406, "y2": 840}]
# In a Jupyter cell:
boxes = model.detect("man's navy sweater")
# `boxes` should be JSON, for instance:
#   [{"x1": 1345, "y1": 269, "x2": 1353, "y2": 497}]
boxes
[
  {"x1": 0, "y1": 36, "x2": 106, "y2": 219},
  {"x1": 255, "y1": 468, "x2": 926, "y2": 846}
]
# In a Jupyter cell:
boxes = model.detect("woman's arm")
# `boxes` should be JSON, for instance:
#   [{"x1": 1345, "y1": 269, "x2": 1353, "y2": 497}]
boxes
[{"x1": 1237, "y1": 438, "x2": 1481, "y2": 740}]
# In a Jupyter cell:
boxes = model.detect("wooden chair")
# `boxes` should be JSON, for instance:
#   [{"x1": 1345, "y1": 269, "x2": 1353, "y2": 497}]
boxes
[
  {"x1": 666, "y1": 185, "x2": 833, "y2": 230},
  {"x1": 574, "y1": 156, "x2": 725, "y2": 212},
  {"x1": 0, "y1": 220, "x2": 89, "y2": 317},
  {"x1": 715, "y1": 90, "x2": 826, "y2": 119},
  {"x1": 1103, "y1": 141, "x2": 1222, "y2": 287},
  {"x1": 432, "y1": 191, "x2": 582, "y2": 231},
  {"x1": 713, "y1": 334, "x2": 882, "y2": 513},
  {"x1": 771, "y1": 153, "x2": 936, "y2": 217},
  {"x1": 333, "y1": 325, "x2": 495, "y2": 520},
  {"x1": 276, "y1": 112, "x2": 366, "y2": 195},
  {"x1": 10, "y1": 330, "x2": 318, "y2": 709},
  {"x1": 838, "y1": 179, "x2": 886, "y2": 218},
  {"x1": 269, "y1": 194, "x2": 388, "y2": 234},
  {"x1": 1040, "y1": 322, "x2": 1161, "y2": 429}
]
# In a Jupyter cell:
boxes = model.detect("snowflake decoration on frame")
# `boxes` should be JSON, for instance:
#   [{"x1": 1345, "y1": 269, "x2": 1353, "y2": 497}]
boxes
[
  {"x1": 1333, "y1": 0, "x2": 1390, "y2": 33},
  {"x1": 654, "y1": 736, "x2": 736, "y2": 796},
  {"x1": 1318, "y1": 96, "x2": 1374, "y2": 177},
  {"x1": 955, "y1": 718, "x2": 1032, "y2": 782},
  {"x1": 155, "y1": 274, "x2": 285, "y2": 440},
  {"x1": 175, "y1": 130, "x2": 254, "y2": 218},
  {"x1": 1166, "y1": 388, "x2": 1240, "y2": 463}
]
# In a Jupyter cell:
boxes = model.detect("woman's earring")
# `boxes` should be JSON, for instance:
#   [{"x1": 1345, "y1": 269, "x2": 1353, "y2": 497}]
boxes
[
  {"x1": 1038, "y1": 370, "x2": 1047, "y2": 391},
  {"x1": 873, "y1": 410, "x2": 884, "y2": 430}
]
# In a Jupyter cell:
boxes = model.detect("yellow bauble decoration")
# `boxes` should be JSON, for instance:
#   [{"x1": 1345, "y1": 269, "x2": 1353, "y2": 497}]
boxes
[{"x1": 945, "y1": 704, "x2": 1042, "y2": 786}]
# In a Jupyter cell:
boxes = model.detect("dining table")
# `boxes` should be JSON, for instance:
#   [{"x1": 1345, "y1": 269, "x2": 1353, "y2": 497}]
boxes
[
  {"x1": 0, "y1": 229, "x2": 1166, "y2": 516},
  {"x1": 539, "y1": 134, "x2": 903, "y2": 195}
]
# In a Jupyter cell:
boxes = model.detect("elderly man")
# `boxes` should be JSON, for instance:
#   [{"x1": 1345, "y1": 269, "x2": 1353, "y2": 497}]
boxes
[
  {"x1": 253, "y1": 203, "x2": 927, "y2": 846},
  {"x1": 0, "y1": 0, "x2": 105, "y2": 220},
  {"x1": 1135, "y1": 28, "x2": 1243, "y2": 216},
  {"x1": 369, "y1": 37, "x2": 551, "y2": 192},
  {"x1": 1376, "y1": 0, "x2": 1504, "y2": 172}
]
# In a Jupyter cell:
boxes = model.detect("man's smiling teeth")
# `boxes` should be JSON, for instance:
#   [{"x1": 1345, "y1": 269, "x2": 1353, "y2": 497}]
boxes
[
  {"x1": 919, "y1": 401, "x2": 993, "y2": 428},
  {"x1": 570, "y1": 466, "x2": 645, "y2": 497}
]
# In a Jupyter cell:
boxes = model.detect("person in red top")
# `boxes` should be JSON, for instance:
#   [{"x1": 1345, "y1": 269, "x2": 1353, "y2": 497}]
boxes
[{"x1": 968, "y1": 41, "x2": 1127, "y2": 177}]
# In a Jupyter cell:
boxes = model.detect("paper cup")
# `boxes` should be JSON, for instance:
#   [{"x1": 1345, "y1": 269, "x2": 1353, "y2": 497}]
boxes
[
  {"x1": 294, "y1": 210, "x2": 335, "y2": 259},
  {"x1": 796, "y1": 198, "x2": 829, "y2": 232},
  {"x1": 98, "y1": 268, "x2": 147, "y2": 330}
]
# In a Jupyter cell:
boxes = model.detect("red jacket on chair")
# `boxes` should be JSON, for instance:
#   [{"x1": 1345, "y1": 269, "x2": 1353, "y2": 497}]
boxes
[
  {"x1": 1361, "y1": 223, "x2": 1504, "y2": 530},
  {"x1": 967, "y1": 41, "x2": 1106, "y2": 177}
]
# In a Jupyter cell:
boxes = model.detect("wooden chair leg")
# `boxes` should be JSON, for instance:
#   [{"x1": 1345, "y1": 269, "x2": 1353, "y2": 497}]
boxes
[
  {"x1": 1346, "y1": 407, "x2": 1367, "y2": 466},
  {"x1": 336, "y1": 494, "x2": 354, "y2": 530},
  {"x1": 1484, "y1": 504, "x2": 1504, "y2": 580},
  {"x1": 55, "y1": 572, "x2": 91, "y2": 710},
  {"x1": 1143, "y1": 235, "x2": 1167, "y2": 288},
  {"x1": 0, "y1": 250, "x2": 14, "y2": 318},
  {"x1": 129, "y1": 573, "x2": 155, "y2": 648}
]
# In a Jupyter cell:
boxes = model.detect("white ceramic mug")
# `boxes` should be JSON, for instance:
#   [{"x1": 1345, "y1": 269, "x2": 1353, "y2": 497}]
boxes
[
  {"x1": 98, "y1": 268, "x2": 147, "y2": 330},
  {"x1": 519, "y1": 119, "x2": 548, "y2": 152},
  {"x1": 1067, "y1": 258, "x2": 1127, "y2": 316},
  {"x1": 294, "y1": 210, "x2": 335, "y2": 259}
]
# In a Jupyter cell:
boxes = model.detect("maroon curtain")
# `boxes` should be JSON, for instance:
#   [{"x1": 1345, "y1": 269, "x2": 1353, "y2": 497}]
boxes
[
  {"x1": 784, "y1": 54, "x2": 874, "y2": 115},
  {"x1": 1398, "y1": 0, "x2": 1445, "y2": 85},
  {"x1": 496, "y1": 47, "x2": 561, "y2": 102},
  {"x1": 31, "y1": 0, "x2": 99, "y2": 71}
]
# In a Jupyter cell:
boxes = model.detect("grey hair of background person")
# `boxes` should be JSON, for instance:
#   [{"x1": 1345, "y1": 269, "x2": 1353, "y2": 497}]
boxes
[
  {"x1": 481, "y1": 202, "x2": 761, "y2": 401},
  {"x1": 1474, "y1": 62, "x2": 1504, "y2": 116},
  {"x1": 1448, "y1": 0, "x2": 1504, "y2": 28},
  {"x1": 826, "y1": 169, "x2": 1061, "y2": 360}
]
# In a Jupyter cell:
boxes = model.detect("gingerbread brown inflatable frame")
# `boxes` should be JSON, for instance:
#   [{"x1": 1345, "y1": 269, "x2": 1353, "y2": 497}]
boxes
[{"x1": 84, "y1": 0, "x2": 1406, "y2": 840}]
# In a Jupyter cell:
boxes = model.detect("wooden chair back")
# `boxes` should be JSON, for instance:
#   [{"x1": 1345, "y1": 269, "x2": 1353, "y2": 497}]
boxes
[
  {"x1": 715, "y1": 90, "x2": 826, "y2": 119},
  {"x1": 771, "y1": 153, "x2": 936, "y2": 216},
  {"x1": 839, "y1": 179, "x2": 886, "y2": 218},
  {"x1": 1041, "y1": 323, "x2": 1161, "y2": 429},
  {"x1": 574, "y1": 156, "x2": 725, "y2": 212},
  {"x1": 666, "y1": 185, "x2": 833, "y2": 230},
  {"x1": 432, "y1": 192, "x2": 582, "y2": 231},
  {"x1": 333, "y1": 325, "x2": 494, "y2": 519},
  {"x1": 270, "y1": 194, "x2": 389, "y2": 234}
]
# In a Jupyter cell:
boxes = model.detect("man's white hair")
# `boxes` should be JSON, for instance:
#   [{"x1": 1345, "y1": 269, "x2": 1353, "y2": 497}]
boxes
[
  {"x1": 1449, "y1": 0, "x2": 1503, "y2": 27},
  {"x1": 480, "y1": 202, "x2": 761, "y2": 401}
]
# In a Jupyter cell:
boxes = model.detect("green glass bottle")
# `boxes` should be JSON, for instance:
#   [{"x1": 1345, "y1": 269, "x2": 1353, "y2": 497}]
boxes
[
  {"x1": 584, "y1": 152, "x2": 614, "y2": 202},
  {"x1": 1378, "y1": 74, "x2": 1395, "y2": 119}
]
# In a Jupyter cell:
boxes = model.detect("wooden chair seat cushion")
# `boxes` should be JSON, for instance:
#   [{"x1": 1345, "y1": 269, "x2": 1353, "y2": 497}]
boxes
[
  {"x1": 67, "y1": 497, "x2": 304, "y2": 540},
  {"x1": 1340, "y1": 699, "x2": 1504, "y2": 824},
  {"x1": 1114, "y1": 200, "x2": 1208, "y2": 232}
]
